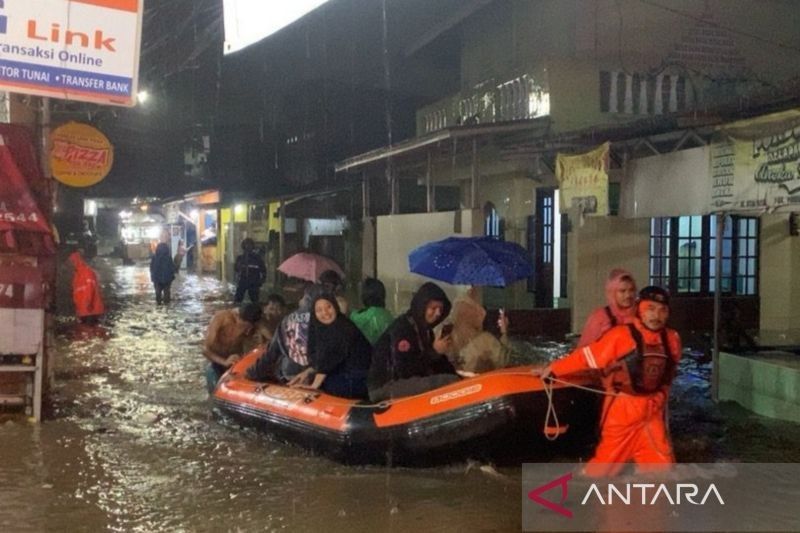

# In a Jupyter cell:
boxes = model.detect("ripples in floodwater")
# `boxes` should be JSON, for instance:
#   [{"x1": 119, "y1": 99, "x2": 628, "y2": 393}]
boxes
[
  {"x1": 2, "y1": 258, "x2": 800, "y2": 531},
  {"x1": 3, "y1": 261, "x2": 524, "y2": 532}
]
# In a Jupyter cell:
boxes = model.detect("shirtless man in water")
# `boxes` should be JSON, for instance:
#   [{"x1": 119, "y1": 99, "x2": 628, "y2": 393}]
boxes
[{"x1": 203, "y1": 303, "x2": 262, "y2": 392}]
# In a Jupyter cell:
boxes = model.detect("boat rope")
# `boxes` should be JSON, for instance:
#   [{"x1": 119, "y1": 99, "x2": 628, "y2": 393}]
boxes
[
  {"x1": 255, "y1": 370, "x2": 618, "y2": 416},
  {"x1": 534, "y1": 370, "x2": 617, "y2": 441},
  {"x1": 535, "y1": 372, "x2": 675, "y2": 454},
  {"x1": 541, "y1": 374, "x2": 561, "y2": 441}
]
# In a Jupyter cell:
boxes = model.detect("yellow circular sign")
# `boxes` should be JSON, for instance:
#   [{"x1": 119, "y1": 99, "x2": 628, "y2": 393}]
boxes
[{"x1": 50, "y1": 122, "x2": 114, "y2": 187}]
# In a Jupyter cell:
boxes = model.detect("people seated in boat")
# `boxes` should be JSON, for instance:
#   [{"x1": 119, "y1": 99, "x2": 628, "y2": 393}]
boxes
[
  {"x1": 249, "y1": 293, "x2": 287, "y2": 348},
  {"x1": 350, "y1": 277, "x2": 394, "y2": 345},
  {"x1": 246, "y1": 284, "x2": 324, "y2": 383},
  {"x1": 203, "y1": 303, "x2": 263, "y2": 392},
  {"x1": 577, "y1": 268, "x2": 637, "y2": 347},
  {"x1": 445, "y1": 286, "x2": 512, "y2": 373},
  {"x1": 367, "y1": 282, "x2": 462, "y2": 402},
  {"x1": 319, "y1": 269, "x2": 349, "y2": 315},
  {"x1": 287, "y1": 293, "x2": 372, "y2": 399}
]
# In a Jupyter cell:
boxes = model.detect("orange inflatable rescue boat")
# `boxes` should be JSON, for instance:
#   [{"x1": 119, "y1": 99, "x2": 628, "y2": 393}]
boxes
[{"x1": 213, "y1": 350, "x2": 600, "y2": 465}]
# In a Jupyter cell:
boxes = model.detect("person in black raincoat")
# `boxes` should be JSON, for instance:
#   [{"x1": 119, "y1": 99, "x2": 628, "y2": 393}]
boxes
[
  {"x1": 289, "y1": 293, "x2": 372, "y2": 399},
  {"x1": 150, "y1": 242, "x2": 176, "y2": 304},
  {"x1": 234, "y1": 238, "x2": 266, "y2": 304},
  {"x1": 368, "y1": 282, "x2": 460, "y2": 402}
]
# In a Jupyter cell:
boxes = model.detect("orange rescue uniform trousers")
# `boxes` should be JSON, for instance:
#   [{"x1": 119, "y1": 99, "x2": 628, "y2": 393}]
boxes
[{"x1": 551, "y1": 322, "x2": 681, "y2": 477}]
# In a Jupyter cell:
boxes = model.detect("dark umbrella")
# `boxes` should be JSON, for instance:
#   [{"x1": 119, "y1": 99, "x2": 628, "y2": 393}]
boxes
[{"x1": 408, "y1": 236, "x2": 533, "y2": 287}]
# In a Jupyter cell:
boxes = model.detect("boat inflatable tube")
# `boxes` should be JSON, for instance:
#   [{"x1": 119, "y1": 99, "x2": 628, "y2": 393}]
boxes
[{"x1": 213, "y1": 349, "x2": 600, "y2": 465}]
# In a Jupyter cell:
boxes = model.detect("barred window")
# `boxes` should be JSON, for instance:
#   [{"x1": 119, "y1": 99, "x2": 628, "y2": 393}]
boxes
[
  {"x1": 484, "y1": 202, "x2": 502, "y2": 239},
  {"x1": 649, "y1": 215, "x2": 758, "y2": 296},
  {"x1": 677, "y1": 215, "x2": 703, "y2": 293},
  {"x1": 649, "y1": 217, "x2": 670, "y2": 289}
]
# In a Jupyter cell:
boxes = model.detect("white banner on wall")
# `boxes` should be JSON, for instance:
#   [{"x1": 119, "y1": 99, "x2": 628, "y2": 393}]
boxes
[
  {"x1": 709, "y1": 109, "x2": 800, "y2": 213},
  {"x1": 0, "y1": 0, "x2": 143, "y2": 107},
  {"x1": 621, "y1": 146, "x2": 711, "y2": 218}
]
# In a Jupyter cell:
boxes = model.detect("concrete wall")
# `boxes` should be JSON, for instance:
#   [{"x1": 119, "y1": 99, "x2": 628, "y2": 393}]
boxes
[
  {"x1": 758, "y1": 214, "x2": 800, "y2": 345},
  {"x1": 569, "y1": 214, "x2": 651, "y2": 333},
  {"x1": 377, "y1": 210, "x2": 481, "y2": 315},
  {"x1": 456, "y1": 0, "x2": 800, "y2": 133},
  {"x1": 361, "y1": 217, "x2": 377, "y2": 280},
  {"x1": 479, "y1": 174, "x2": 539, "y2": 309},
  {"x1": 719, "y1": 351, "x2": 800, "y2": 424}
]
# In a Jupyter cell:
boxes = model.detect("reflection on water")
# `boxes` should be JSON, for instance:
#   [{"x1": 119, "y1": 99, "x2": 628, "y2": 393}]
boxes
[
  {"x1": 3, "y1": 261, "x2": 525, "y2": 532},
  {"x1": 1, "y1": 259, "x2": 799, "y2": 531}
]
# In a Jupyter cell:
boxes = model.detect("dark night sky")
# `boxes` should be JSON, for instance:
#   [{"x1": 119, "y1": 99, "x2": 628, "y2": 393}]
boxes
[{"x1": 64, "y1": 0, "x2": 468, "y2": 200}]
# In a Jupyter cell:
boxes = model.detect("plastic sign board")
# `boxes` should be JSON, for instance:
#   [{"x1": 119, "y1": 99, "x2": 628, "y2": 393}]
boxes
[
  {"x1": 50, "y1": 122, "x2": 113, "y2": 187},
  {"x1": 0, "y1": 0, "x2": 143, "y2": 107}
]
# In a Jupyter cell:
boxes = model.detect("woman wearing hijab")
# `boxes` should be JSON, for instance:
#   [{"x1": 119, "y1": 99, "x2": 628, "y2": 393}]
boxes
[
  {"x1": 247, "y1": 284, "x2": 324, "y2": 383},
  {"x1": 367, "y1": 282, "x2": 460, "y2": 402},
  {"x1": 577, "y1": 268, "x2": 637, "y2": 347},
  {"x1": 290, "y1": 293, "x2": 372, "y2": 399},
  {"x1": 68, "y1": 250, "x2": 105, "y2": 324},
  {"x1": 150, "y1": 242, "x2": 176, "y2": 304}
]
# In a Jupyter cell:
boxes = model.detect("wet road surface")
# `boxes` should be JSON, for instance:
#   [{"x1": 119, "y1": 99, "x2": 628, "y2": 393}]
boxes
[
  {"x1": 2, "y1": 261, "x2": 523, "y2": 532},
  {"x1": 1, "y1": 258, "x2": 799, "y2": 532}
]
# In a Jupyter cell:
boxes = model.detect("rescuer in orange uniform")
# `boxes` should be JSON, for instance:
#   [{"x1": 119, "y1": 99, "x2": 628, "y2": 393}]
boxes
[
  {"x1": 577, "y1": 268, "x2": 637, "y2": 348},
  {"x1": 68, "y1": 250, "x2": 106, "y2": 324},
  {"x1": 543, "y1": 286, "x2": 681, "y2": 477}
]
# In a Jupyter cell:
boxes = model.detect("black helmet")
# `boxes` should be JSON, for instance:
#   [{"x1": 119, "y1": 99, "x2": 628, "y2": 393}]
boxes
[{"x1": 638, "y1": 285, "x2": 670, "y2": 306}]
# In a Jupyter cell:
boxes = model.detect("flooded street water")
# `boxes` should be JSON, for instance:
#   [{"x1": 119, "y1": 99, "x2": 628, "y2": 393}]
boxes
[
  {"x1": 2, "y1": 259, "x2": 800, "y2": 532},
  {"x1": 1, "y1": 261, "x2": 523, "y2": 532}
]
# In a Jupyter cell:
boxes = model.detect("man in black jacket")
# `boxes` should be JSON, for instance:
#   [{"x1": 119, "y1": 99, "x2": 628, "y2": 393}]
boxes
[
  {"x1": 234, "y1": 238, "x2": 267, "y2": 304},
  {"x1": 368, "y1": 282, "x2": 460, "y2": 402}
]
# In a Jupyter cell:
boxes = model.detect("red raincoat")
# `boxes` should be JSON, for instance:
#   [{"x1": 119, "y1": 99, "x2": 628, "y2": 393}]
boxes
[
  {"x1": 552, "y1": 318, "x2": 681, "y2": 477},
  {"x1": 68, "y1": 252, "x2": 105, "y2": 318}
]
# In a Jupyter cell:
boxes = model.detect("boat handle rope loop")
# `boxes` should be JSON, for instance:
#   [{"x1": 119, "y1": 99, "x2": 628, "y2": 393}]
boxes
[
  {"x1": 540, "y1": 373, "x2": 674, "y2": 455},
  {"x1": 539, "y1": 372, "x2": 620, "y2": 441}
]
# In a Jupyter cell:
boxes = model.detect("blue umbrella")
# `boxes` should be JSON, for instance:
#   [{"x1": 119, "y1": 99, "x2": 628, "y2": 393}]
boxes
[{"x1": 408, "y1": 236, "x2": 533, "y2": 287}]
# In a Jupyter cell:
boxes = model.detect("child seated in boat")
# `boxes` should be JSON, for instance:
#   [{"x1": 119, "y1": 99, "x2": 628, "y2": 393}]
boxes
[
  {"x1": 243, "y1": 293, "x2": 287, "y2": 352},
  {"x1": 287, "y1": 293, "x2": 372, "y2": 399}
]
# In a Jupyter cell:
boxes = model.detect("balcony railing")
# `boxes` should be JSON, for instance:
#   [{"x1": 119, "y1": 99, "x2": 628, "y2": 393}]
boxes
[{"x1": 417, "y1": 74, "x2": 550, "y2": 135}]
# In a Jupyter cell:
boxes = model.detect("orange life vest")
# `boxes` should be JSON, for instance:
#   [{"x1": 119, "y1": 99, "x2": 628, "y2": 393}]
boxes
[{"x1": 604, "y1": 324, "x2": 675, "y2": 394}]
